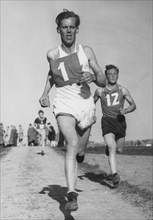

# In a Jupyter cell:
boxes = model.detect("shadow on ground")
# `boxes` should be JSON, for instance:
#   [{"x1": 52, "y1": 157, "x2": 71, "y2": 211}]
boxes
[
  {"x1": 39, "y1": 185, "x2": 81, "y2": 220},
  {"x1": 36, "y1": 152, "x2": 45, "y2": 156},
  {"x1": 78, "y1": 171, "x2": 153, "y2": 218},
  {"x1": 78, "y1": 172, "x2": 115, "y2": 189}
]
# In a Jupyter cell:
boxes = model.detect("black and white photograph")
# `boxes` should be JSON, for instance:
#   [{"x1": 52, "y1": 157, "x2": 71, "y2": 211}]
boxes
[{"x1": 1, "y1": 1, "x2": 152, "y2": 220}]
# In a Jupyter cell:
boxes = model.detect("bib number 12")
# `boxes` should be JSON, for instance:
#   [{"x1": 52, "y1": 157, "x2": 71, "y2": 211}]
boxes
[{"x1": 106, "y1": 93, "x2": 119, "y2": 106}]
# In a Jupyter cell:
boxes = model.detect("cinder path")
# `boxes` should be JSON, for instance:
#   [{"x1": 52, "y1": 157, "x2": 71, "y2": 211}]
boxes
[{"x1": 1, "y1": 146, "x2": 147, "y2": 220}]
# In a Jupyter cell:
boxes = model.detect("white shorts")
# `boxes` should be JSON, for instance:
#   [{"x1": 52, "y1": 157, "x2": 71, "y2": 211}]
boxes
[
  {"x1": 37, "y1": 129, "x2": 46, "y2": 138},
  {"x1": 53, "y1": 94, "x2": 96, "y2": 130}
]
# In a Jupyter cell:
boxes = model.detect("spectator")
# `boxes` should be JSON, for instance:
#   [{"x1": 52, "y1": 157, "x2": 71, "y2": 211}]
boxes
[
  {"x1": 4, "y1": 126, "x2": 11, "y2": 146},
  {"x1": 9, "y1": 125, "x2": 14, "y2": 146},
  {"x1": 18, "y1": 125, "x2": 24, "y2": 146},
  {"x1": 0, "y1": 123, "x2": 5, "y2": 148},
  {"x1": 13, "y1": 126, "x2": 18, "y2": 146},
  {"x1": 27, "y1": 123, "x2": 39, "y2": 146},
  {"x1": 47, "y1": 123, "x2": 56, "y2": 147},
  {"x1": 9, "y1": 125, "x2": 18, "y2": 146}
]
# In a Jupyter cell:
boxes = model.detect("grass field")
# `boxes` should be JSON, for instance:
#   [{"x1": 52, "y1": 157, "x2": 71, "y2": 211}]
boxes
[{"x1": 86, "y1": 144, "x2": 153, "y2": 156}]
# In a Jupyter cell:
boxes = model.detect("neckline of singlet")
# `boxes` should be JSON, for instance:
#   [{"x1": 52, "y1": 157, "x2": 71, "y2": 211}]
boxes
[
  {"x1": 105, "y1": 84, "x2": 119, "y2": 92},
  {"x1": 38, "y1": 117, "x2": 45, "y2": 121},
  {"x1": 58, "y1": 43, "x2": 80, "y2": 58}
]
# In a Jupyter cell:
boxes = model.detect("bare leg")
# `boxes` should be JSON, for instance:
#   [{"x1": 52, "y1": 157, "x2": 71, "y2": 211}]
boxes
[
  {"x1": 74, "y1": 126, "x2": 91, "y2": 188},
  {"x1": 39, "y1": 130, "x2": 46, "y2": 155},
  {"x1": 42, "y1": 137, "x2": 45, "y2": 151},
  {"x1": 116, "y1": 137, "x2": 125, "y2": 153},
  {"x1": 42, "y1": 132, "x2": 45, "y2": 152},
  {"x1": 77, "y1": 126, "x2": 91, "y2": 156},
  {"x1": 57, "y1": 116, "x2": 79, "y2": 192},
  {"x1": 104, "y1": 133, "x2": 117, "y2": 174}
]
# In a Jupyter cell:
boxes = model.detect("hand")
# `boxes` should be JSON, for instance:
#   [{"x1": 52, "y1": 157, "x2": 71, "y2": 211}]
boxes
[
  {"x1": 119, "y1": 108, "x2": 126, "y2": 115},
  {"x1": 117, "y1": 108, "x2": 126, "y2": 122},
  {"x1": 39, "y1": 94, "x2": 50, "y2": 108},
  {"x1": 78, "y1": 72, "x2": 96, "y2": 85}
]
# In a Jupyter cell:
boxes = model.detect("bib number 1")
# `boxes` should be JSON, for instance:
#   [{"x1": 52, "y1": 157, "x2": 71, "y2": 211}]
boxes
[{"x1": 58, "y1": 62, "x2": 69, "y2": 81}]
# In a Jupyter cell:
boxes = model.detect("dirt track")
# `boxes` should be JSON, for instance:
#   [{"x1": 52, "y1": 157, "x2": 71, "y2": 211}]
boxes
[{"x1": 1, "y1": 146, "x2": 152, "y2": 220}]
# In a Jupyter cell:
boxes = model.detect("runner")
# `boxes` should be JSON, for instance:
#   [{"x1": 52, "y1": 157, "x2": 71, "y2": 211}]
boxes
[
  {"x1": 34, "y1": 110, "x2": 47, "y2": 155},
  {"x1": 39, "y1": 9, "x2": 106, "y2": 211},
  {"x1": 94, "y1": 64, "x2": 136, "y2": 187}
]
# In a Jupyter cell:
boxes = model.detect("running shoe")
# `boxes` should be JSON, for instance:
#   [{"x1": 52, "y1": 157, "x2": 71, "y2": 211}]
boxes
[
  {"x1": 65, "y1": 191, "x2": 78, "y2": 212},
  {"x1": 106, "y1": 173, "x2": 120, "y2": 187},
  {"x1": 76, "y1": 153, "x2": 85, "y2": 163},
  {"x1": 41, "y1": 150, "x2": 45, "y2": 156}
]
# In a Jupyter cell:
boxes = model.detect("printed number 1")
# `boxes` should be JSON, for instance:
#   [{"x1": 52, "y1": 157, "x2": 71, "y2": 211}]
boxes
[{"x1": 58, "y1": 62, "x2": 69, "y2": 81}]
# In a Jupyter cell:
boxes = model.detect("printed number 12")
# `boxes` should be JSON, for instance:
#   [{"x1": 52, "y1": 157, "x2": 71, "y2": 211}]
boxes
[{"x1": 106, "y1": 93, "x2": 119, "y2": 106}]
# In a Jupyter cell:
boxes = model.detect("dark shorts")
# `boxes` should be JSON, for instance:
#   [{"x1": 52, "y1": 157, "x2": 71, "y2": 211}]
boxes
[{"x1": 101, "y1": 117, "x2": 127, "y2": 140}]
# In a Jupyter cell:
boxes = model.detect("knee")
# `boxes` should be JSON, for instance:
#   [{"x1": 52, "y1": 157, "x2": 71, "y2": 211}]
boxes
[
  {"x1": 108, "y1": 143, "x2": 117, "y2": 153},
  {"x1": 67, "y1": 139, "x2": 79, "y2": 155}
]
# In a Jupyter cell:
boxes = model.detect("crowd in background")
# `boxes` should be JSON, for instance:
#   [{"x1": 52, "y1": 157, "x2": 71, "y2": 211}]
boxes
[
  {"x1": 0, "y1": 122, "x2": 64, "y2": 148},
  {"x1": 0, "y1": 123, "x2": 19, "y2": 147},
  {"x1": 27, "y1": 122, "x2": 56, "y2": 147}
]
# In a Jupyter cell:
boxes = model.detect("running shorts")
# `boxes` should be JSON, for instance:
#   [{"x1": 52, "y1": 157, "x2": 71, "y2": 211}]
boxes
[
  {"x1": 53, "y1": 95, "x2": 96, "y2": 130},
  {"x1": 101, "y1": 116, "x2": 127, "y2": 140},
  {"x1": 38, "y1": 129, "x2": 46, "y2": 139}
]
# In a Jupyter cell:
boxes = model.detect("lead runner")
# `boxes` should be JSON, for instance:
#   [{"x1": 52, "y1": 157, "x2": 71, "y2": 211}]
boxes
[{"x1": 39, "y1": 9, "x2": 106, "y2": 211}]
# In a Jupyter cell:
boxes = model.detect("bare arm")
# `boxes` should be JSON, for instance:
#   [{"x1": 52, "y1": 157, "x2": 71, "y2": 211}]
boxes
[
  {"x1": 120, "y1": 87, "x2": 136, "y2": 114},
  {"x1": 93, "y1": 88, "x2": 101, "y2": 104},
  {"x1": 80, "y1": 46, "x2": 106, "y2": 87},
  {"x1": 42, "y1": 71, "x2": 54, "y2": 95},
  {"x1": 39, "y1": 51, "x2": 55, "y2": 107}
]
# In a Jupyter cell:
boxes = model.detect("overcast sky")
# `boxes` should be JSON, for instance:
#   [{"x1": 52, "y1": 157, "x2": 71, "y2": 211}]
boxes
[{"x1": 1, "y1": 1, "x2": 152, "y2": 142}]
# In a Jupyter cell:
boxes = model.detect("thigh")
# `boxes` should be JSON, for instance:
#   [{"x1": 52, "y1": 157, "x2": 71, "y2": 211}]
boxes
[
  {"x1": 41, "y1": 129, "x2": 46, "y2": 139},
  {"x1": 104, "y1": 133, "x2": 116, "y2": 147},
  {"x1": 116, "y1": 137, "x2": 125, "y2": 149},
  {"x1": 77, "y1": 127, "x2": 91, "y2": 148},
  {"x1": 57, "y1": 115, "x2": 78, "y2": 145}
]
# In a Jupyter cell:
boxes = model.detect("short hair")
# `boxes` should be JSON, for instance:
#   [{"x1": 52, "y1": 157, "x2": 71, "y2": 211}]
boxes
[
  {"x1": 38, "y1": 110, "x2": 44, "y2": 114},
  {"x1": 55, "y1": 9, "x2": 80, "y2": 27},
  {"x1": 105, "y1": 65, "x2": 119, "y2": 75}
]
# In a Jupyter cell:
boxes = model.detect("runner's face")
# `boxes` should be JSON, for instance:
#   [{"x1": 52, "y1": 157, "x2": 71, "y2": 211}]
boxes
[
  {"x1": 58, "y1": 17, "x2": 79, "y2": 47},
  {"x1": 39, "y1": 112, "x2": 44, "y2": 118},
  {"x1": 106, "y1": 69, "x2": 118, "y2": 84}
]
